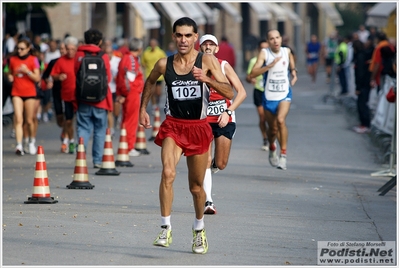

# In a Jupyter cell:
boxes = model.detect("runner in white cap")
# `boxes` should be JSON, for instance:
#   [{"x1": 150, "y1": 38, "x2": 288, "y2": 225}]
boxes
[{"x1": 199, "y1": 34, "x2": 247, "y2": 214}]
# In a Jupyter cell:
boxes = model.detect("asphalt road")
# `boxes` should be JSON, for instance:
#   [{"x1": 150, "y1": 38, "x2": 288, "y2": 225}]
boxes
[{"x1": 2, "y1": 71, "x2": 396, "y2": 267}]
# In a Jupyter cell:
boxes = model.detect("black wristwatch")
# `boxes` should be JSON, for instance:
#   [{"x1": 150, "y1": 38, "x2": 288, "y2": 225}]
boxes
[{"x1": 225, "y1": 109, "x2": 232, "y2": 116}]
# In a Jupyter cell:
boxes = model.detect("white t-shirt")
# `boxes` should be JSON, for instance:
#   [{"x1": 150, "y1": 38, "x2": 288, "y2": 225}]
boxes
[
  {"x1": 5, "y1": 38, "x2": 16, "y2": 54},
  {"x1": 357, "y1": 30, "x2": 370, "y2": 44},
  {"x1": 44, "y1": 50, "x2": 61, "y2": 64},
  {"x1": 109, "y1": 55, "x2": 121, "y2": 94}
]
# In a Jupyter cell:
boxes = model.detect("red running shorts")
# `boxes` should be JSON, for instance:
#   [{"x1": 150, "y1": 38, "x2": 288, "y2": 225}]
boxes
[{"x1": 154, "y1": 116, "x2": 213, "y2": 156}]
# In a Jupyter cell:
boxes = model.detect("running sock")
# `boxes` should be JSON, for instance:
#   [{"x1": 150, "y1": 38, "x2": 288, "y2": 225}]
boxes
[
  {"x1": 30, "y1": 137, "x2": 36, "y2": 144},
  {"x1": 161, "y1": 215, "x2": 171, "y2": 228},
  {"x1": 280, "y1": 149, "x2": 287, "y2": 155},
  {"x1": 69, "y1": 139, "x2": 75, "y2": 144},
  {"x1": 63, "y1": 138, "x2": 69, "y2": 145},
  {"x1": 203, "y1": 168, "x2": 213, "y2": 203},
  {"x1": 193, "y1": 217, "x2": 204, "y2": 231},
  {"x1": 269, "y1": 142, "x2": 277, "y2": 151},
  {"x1": 24, "y1": 137, "x2": 29, "y2": 145}
]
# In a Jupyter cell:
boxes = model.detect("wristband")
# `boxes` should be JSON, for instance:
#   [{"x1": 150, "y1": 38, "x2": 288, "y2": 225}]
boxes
[{"x1": 27, "y1": 71, "x2": 32, "y2": 76}]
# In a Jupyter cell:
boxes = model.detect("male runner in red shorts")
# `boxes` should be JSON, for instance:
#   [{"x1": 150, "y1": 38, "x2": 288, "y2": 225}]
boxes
[{"x1": 139, "y1": 17, "x2": 233, "y2": 254}]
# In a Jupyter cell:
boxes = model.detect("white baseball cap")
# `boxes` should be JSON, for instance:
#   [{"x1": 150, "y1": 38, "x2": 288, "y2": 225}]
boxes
[{"x1": 199, "y1": 34, "x2": 218, "y2": 46}]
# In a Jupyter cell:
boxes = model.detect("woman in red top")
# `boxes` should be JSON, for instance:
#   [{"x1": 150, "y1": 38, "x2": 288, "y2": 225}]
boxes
[{"x1": 7, "y1": 39, "x2": 41, "y2": 155}]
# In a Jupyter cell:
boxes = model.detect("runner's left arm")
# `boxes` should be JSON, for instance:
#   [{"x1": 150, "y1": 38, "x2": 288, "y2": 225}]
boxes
[{"x1": 288, "y1": 48, "x2": 297, "y2": 86}]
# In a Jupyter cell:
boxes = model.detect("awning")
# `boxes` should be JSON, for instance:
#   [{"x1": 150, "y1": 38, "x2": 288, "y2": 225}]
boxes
[
  {"x1": 366, "y1": 3, "x2": 397, "y2": 28},
  {"x1": 196, "y1": 2, "x2": 217, "y2": 25},
  {"x1": 266, "y1": 3, "x2": 287, "y2": 22},
  {"x1": 279, "y1": 3, "x2": 303, "y2": 26},
  {"x1": 159, "y1": 2, "x2": 187, "y2": 25},
  {"x1": 130, "y1": 2, "x2": 160, "y2": 30},
  {"x1": 249, "y1": 2, "x2": 273, "y2": 21},
  {"x1": 178, "y1": 3, "x2": 206, "y2": 25},
  {"x1": 219, "y1": 3, "x2": 242, "y2": 23},
  {"x1": 315, "y1": 3, "x2": 343, "y2": 26}
]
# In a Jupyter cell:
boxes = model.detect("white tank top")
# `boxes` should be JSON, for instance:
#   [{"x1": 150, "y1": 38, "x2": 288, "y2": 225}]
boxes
[{"x1": 262, "y1": 47, "x2": 290, "y2": 101}]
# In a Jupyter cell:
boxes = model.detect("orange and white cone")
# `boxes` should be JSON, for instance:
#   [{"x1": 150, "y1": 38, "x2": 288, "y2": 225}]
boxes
[
  {"x1": 149, "y1": 106, "x2": 160, "y2": 141},
  {"x1": 67, "y1": 137, "x2": 95, "y2": 189},
  {"x1": 24, "y1": 146, "x2": 58, "y2": 204},
  {"x1": 95, "y1": 128, "x2": 121, "y2": 175},
  {"x1": 135, "y1": 125, "x2": 150, "y2": 155},
  {"x1": 115, "y1": 124, "x2": 134, "y2": 167}
]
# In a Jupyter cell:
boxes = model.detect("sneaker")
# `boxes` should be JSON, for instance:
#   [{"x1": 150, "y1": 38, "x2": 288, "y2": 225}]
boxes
[
  {"x1": 68, "y1": 143, "x2": 75, "y2": 154},
  {"x1": 23, "y1": 143, "x2": 29, "y2": 154},
  {"x1": 210, "y1": 159, "x2": 220, "y2": 174},
  {"x1": 192, "y1": 228, "x2": 208, "y2": 254},
  {"x1": 352, "y1": 126, "x2": 371, "y2": 134},
  {"x1": 29, "y1": 143, "x2": 37, "y2": 155},
  {"x1": 43, "y1": 113, "x2": 49, "y2": 123},
  {"x1": 204, "y1": 201, "x2": 217, "y2": 215},
  {"x1": 153, "y1": 225, "x2": 172, "y2": 247},
  {"x1": 261, "y1": 139, "x2": 269, "y2": 151},
  {"x1": 128, "y1": 149, "x2": 141, "y2": 157},
  {"x1": 277, "y1": 155, "x2": 287, "y2": 170},
  {"x1": 61, "y1": 143, "x2": 68, "y2": 153},
  {"x1": 93, "y1": 163, "x2": 102, "y2": 168},
  {"x1": 15, "y1": 145, "x2": 24, "y2": 156},
  {"x1": 268, "y1": 149, "x2": 279, "y2": 167}
]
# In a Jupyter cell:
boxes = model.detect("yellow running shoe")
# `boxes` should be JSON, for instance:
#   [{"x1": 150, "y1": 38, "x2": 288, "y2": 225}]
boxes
[
  {"x1": 153, "y1": 225, "x2": 172, "y2": 247},
  {"x1": 192, "y1": 228, "x2": 208, "y2": 254}
]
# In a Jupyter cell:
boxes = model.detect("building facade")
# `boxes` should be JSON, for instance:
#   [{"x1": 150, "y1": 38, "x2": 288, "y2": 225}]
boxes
[{"x1": 4, "y1": 2, "x2": 352, "y2": 74}]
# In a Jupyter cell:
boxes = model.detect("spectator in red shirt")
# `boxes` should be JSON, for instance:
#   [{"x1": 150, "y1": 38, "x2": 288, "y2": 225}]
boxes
[
  {"x1": 7, "y1": 39, "x2": 41, "y2": 155},
  {"x1": 51, "y1": 36, "x2": 78, "y2": 154},
  {"x1": 116, "y1": 37, "x2": 144, "y2": 157},
  {"x1": 215, "y1": 36, "x2": 236, "y2": 69},
  {"x1": 369, "y1": 32, "x2": 395, "y2": 92},
  {"x1": 74, "y1": 28, "x2": 112, "y2": 168}
]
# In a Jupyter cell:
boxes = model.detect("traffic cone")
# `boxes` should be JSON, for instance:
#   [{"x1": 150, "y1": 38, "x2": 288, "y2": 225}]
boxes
[
  {"x1": 149, "y1": 107, "x2": 160, "y2": 141},
  {"x1": 24, "y1": 146, "x2": 58, "y2": 204},
  {"x1": 95, "y1": 128, "x2": 121, "y2": 175},
  {"x1": 135, "y1": 125, "x2": 150, "y2": 155},
  {"x1": 67, "y1": 137, "x2": 95, "y2": 189},
  {"x1": 115, "y1": 124, "x2": 134, "y2": 167}
]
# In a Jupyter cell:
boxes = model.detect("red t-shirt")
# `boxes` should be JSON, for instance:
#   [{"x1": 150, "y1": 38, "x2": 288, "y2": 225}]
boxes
[
  {"x1": 51, "y1": 55, "x2": 76, "y2": 101},
  {"x1": 9, "y1": 55, "x2": 40, "y2": 97}
]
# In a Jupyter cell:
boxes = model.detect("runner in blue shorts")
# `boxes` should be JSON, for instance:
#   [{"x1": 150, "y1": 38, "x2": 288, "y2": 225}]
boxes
[{"x1": 249, "y1": 29, "x2": 297, "y2": 170}]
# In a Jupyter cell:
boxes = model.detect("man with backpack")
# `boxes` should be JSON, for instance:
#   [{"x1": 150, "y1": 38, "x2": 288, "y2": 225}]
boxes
[{"x1": 74, "y1": 28, "x2": 112, "y2": 168}]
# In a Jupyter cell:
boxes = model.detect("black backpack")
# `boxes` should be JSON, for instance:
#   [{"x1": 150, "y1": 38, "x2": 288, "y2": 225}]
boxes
[{"x1": 76, "y1": 51, "x2": 108, "y2": 102}]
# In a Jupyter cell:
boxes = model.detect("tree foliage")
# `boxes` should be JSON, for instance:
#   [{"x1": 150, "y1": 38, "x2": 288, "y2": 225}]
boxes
[
  {"x1": 336, "y1": 3, "x2": 378, "y2": 36},
  {"x1": 3, "y1": 3, "x2": 58, "y2": 15}
]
